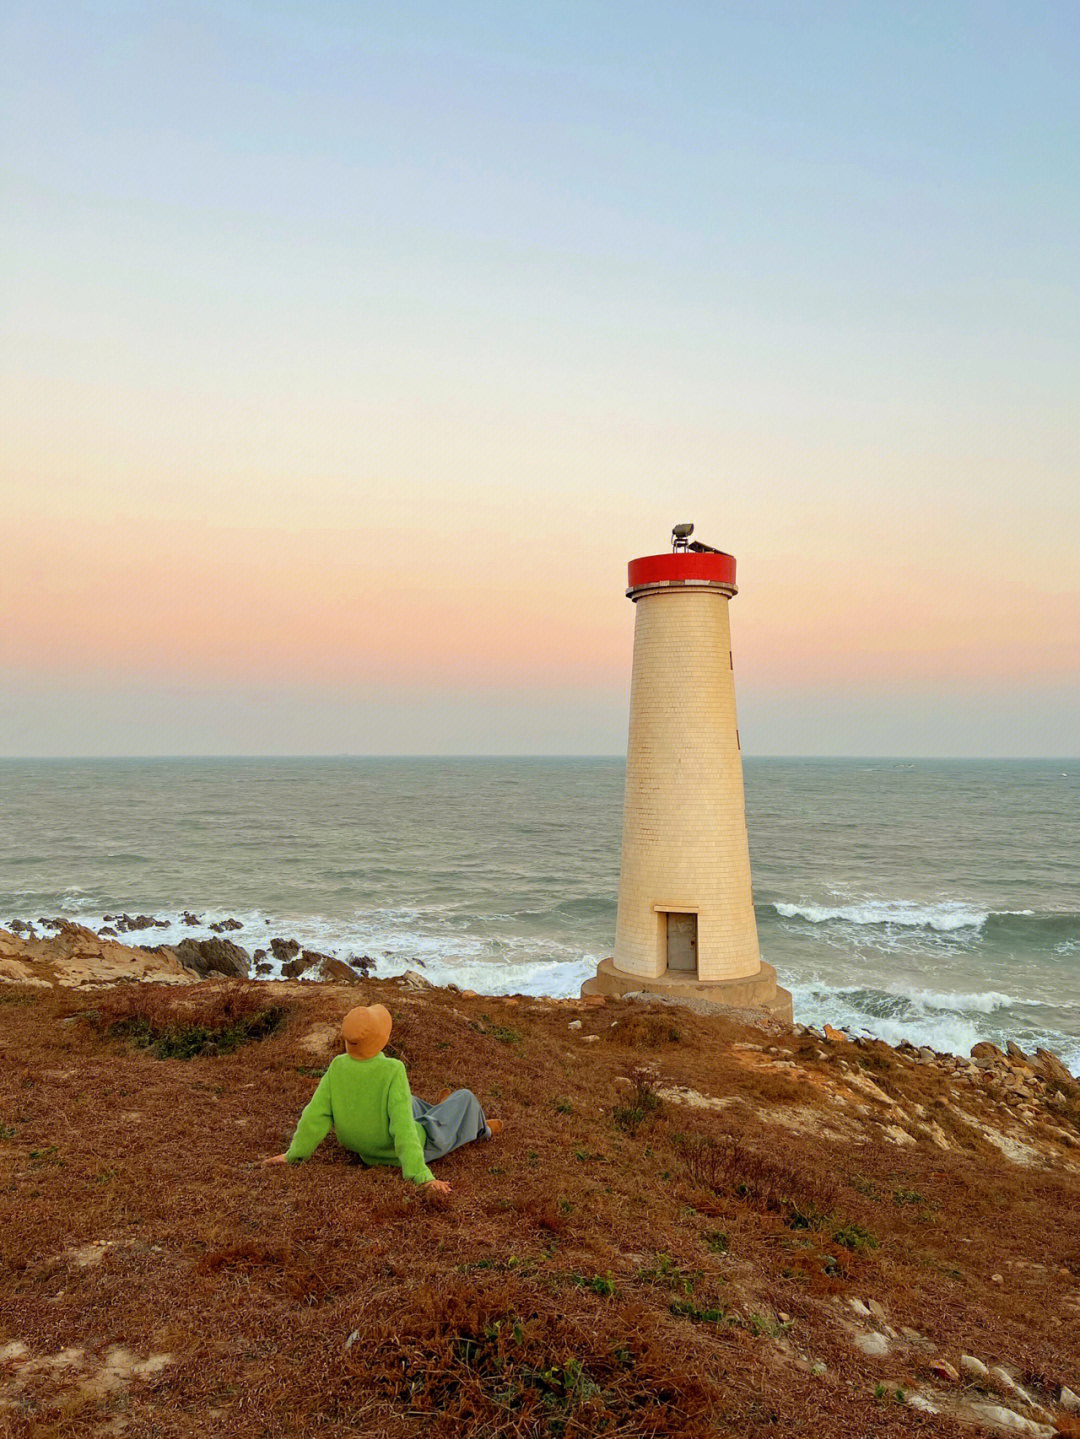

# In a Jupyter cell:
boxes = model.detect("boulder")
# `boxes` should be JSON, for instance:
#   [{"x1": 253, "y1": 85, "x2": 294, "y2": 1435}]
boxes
[
  {"x1": 399, "y1": 970, "x2": 431, "y2": 990},
  {"x1": 348, "y1": 954, "x2": 375, "y2": 975},
  {"x1": 1061, "y1": 1386, "x2": 1080, "y2": 1414},
  {"x1": 172, "y1": 937, "x2": 250, "y2": 979},
  {"x1": 319, "y1": 958, "x2": 361, "y2": 985},
  {"x1": 971, "y1": 1041, "x2": 1005, "y2": 1062},
  {"x1": 282, "y1": 954, "x2": 317, "y2": 979},
  {"x1": 269, "y1": 937, "x2": 300, "y2": 961},
  {"x1": 1005, "y1": 1040, "x2": 1030, "y2": 1065},
  {"x1": 823, "y1": 1024, "x2": 850, "y2": 1043},
  {"x1": 960, "y1": 1354, "x2": 989, "y2": 1380},
  {"x1": 209, "y1": 918, "x2": 243, "y2": 933},
  {"x1": 932, "y1": 1360, "x2": 960, "y2": 1383},
  {"x1": 1034, "y1": 1048, "x2": 1075, "y2": 1087}
]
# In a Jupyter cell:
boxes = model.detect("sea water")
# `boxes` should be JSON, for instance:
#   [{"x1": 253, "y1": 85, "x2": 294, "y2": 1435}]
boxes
[{"x1": 1, "y1": 757, "x2": 1077, "y2": 1073}]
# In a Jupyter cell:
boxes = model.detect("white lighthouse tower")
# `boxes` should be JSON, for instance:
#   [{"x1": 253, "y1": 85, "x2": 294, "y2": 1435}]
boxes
[{"x1": 583, "y1": 525, "x2": 791, "y2": 1020}]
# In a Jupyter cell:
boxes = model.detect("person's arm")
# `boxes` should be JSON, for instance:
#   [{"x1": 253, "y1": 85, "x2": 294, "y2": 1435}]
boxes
[
  {"x1": 284, "y1": 1070, "x2": 334, "y2": 1163},
  {"x1": 387, "y1": 1067, "x2": 436, "y2": 1185}
]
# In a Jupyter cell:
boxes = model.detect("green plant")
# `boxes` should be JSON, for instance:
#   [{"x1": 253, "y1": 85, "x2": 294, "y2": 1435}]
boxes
[
  {"x1": 554, "y1": 1098, "x2": 573, "y2": 1114},
  {"x1": 0, "y1": 1122, "x2": 16, "y2": 1140},
  {"x1": 473, "y1": 1016, "x2": 522, "y2": 1045},
  {"x1": 704, "y1": 1230, "x2": 729, "y2": 1253},
  {"x1": 832, "y1": 1221, "x2": 878, "y2": 1252}
]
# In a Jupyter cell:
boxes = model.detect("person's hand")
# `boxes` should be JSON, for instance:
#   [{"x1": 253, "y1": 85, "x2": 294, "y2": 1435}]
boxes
[
  {"x1": 261, "y1": 1153, "x2": 289, "y2": 1166},
  {"x1": 423, "y1": 1179, "x2": 452, "y2": 1195}
]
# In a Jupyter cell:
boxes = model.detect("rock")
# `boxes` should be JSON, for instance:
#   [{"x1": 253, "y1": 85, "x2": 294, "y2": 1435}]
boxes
[
  {"x1": 269, "y1": 937, "x2": 300, "y2": 961},
  {"x1": 1006, "y1": 1040, "x2": 1030, "y2": 1065},
  {"x1": 908, "y1": 1394, "x2": 939, "y2": 1414},
  {"x1": 972, "y1": 1041, "x2": 1005, "y2": 1062},
  {"x1": 810, "y1": 1361, "x2": 827, "y2": 1376},
  {"x1": 348, "y1": 955, "x2": 375, "y2": 975},
  {"x1": 932, "y1": 1360, "x2": 960, "y2": 1382},
  {"x1": 399, "y1": 970, "x2": 431, "y2": 990},
  {"x1": 111, "y1": 913, "x2": 168, "y2": 933},
  {"x1": 1060, "y1": 1386, "x2": 1080, "y2": 1413},
  {"x1": 172, "y1": 937, "x2": 250, "y2": 979},
  {"x1": 568, "y1": 1019, "x2": 583, "y2": 1030},
  {"x1": 209, "y1": 918, "x2": 243, "y2": 933},
  {"x1": 583, "y1": 995, "x2": 606, "y2": 1007},
  {"x1": 1034, "y1": 1048, "x2": 1075, "y2": 1086},
  {"x1": 254, "y1": 962, "x2": 273, "y2": 975},
  {"x1": 253, "y1": 949, "x2": 267, "y2": 962},
  {"x1": 318, "y1": 958, "x2": 360, "y2": 985},
  {"x1": 989, "y1": 1366, "x2": 1021, "y2": 1394},
  {"x1": 848, "y1": 1298, "x2": 871, "y2": 1317},
  {"x1": 990, "y1": 1273, "x2": 1004, "y2": 1284},
  {"x1": 918, "y1": 1046, "x2": 937, "y2": 1062},
  {"x1": 867, "y1": 1299, "x2": 887, "y2": 1323},
  {"x1": 823, "y1": 1024, "x2": 850, "y2": 1043},
  {"x1": 344, "y1": 1330, "x2": 360, "y2": 1351},
  {"x1": 968, "y1": 1402, "x2": 1036, "y2": 1432},
  {"x1": 900, "y1": 1326, "x2": 925, "y2": 1343},
  {"x1": 582, "y1": 1034, "x2": 599, "y2": 1044},
  {"x1": 98, "y1": 926, "x2": 117, "y2": 937},
  {"x1": 854, "y1": 1331, "x2": 888, "y2": 1357},
  {"x1": 282, "y1": 954, "x2": 317, "y2": 979},
  {"x1": 961, "y1": 1354, "x2": 989, "y2": 1380},
  {"x1": 181, "y1": 911, "x2": 201, "y2": 926}
]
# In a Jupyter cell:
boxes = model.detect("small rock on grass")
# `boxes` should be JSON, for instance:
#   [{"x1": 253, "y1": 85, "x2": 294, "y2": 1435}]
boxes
[
  {"x1": 932, "y1": 1360, "x2": 960, "y2": 1382},
  {"x1": 854, "y1": 1331, "x2": 889, "y2": 1357},
  {"x1": 907, "y1": 1395, "x2": 939, "y2": 1414},
  {"x1": 1061, "y1": 1386, "x2": 1080, "y2": 1414},
  {"x1": 961, "y1": 1354, "x2": 990, "y2": 1380}
]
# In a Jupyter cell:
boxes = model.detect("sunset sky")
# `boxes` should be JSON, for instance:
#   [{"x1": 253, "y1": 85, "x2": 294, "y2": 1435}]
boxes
[{"x1": 3, "y1": 1, "x2": 1078, "y2": 756}]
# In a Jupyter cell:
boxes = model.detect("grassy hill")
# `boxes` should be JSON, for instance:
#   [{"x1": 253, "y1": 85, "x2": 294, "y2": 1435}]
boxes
[{"x1": 1, "y1": 970, "x2": 1079, "y2": 1438}]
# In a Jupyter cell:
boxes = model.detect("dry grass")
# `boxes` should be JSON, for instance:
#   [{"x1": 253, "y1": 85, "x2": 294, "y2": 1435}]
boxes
[{"x1": 1, "y1": 979, "x2": 1079, "y2": 1438}]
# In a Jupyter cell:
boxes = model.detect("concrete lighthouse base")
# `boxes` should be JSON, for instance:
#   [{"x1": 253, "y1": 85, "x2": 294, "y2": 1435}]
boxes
[{"x1": 582, "y1": 958, "x2": 793, "y2": 1024}]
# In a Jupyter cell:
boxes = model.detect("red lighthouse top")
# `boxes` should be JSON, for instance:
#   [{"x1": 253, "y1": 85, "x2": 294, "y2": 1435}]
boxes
[{"x1": 627, "y1": 526, "x2": 737, "y2": 600}]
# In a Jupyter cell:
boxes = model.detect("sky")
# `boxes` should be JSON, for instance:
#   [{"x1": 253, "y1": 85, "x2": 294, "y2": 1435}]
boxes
[{"x1": 2, "y1": 1, "x2": 1078, "y2": 757}]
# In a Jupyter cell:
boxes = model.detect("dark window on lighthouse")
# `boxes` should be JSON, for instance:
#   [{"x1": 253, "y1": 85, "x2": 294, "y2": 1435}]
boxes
[{"x1": 666, "y1": 913, "x2": 697, "y2": 973}]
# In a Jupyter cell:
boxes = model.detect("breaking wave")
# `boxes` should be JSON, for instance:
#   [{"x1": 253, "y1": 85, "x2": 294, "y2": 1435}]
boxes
[{"x1": 772, "y1": 900, "x2": 988, "y2": 931}]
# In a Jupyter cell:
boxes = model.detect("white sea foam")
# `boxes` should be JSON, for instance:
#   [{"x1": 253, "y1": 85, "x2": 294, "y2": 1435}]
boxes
[
  {"x1": 901, "y1": 988, "x2": 1017, "y2": 1015},
  {"x1": 774, "y1": 900, "x2": 988, "y2": 932}
]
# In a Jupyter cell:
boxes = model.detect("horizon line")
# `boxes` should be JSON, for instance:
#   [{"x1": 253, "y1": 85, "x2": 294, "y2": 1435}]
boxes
[{"x1": 1, "y1": 753, "x2": 1077, "y2": 764}]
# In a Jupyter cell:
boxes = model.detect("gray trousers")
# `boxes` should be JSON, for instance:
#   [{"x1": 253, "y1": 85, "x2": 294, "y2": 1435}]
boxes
[{"x1": 411, "y1": 1089, "x2": 490, "y2": 1163}]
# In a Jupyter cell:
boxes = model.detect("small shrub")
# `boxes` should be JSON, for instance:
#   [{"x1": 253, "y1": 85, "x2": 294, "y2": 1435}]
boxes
[
  {"x1": 93, "y1": 984, "x2": 289, "y2": 1059},
  {"x1": 673, "y1": 1129, "x2": 840, "y2": 1223},
  {"x1": 473, "y1": 1015, "x2": 523, "y2": 1045},
  {"x1": 832, "y1": 1221, "x2": 878, "y2": 1252},
  {"x1": 612, "y1": 1068, "x2": 662, "y2": 1135},
  {"x1": 606, "y1": 1012, "x2": 681, "y2": 1048}
]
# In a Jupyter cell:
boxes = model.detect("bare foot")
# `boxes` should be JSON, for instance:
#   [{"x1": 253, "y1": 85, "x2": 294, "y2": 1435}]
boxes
[
  {"x1": 486, "y1": 1118, "x2": 504, "y2": 1137},
  {"x1": 436, "y1": 1088, "x2": 453, "y2": 1104}
]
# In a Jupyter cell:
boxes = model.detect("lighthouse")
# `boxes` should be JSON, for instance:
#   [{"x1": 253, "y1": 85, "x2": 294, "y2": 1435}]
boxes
[{"x1": 583, "y1": 525, "x2": 792, "y2": 1020}]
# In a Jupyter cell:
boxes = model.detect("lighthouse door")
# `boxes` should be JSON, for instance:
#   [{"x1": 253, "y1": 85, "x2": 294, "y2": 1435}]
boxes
[{"x1": 666, "y1": 913, "x2": 697, "y2": 973}]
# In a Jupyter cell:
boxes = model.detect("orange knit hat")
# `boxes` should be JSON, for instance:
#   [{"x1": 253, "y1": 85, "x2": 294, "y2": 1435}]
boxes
[{"x1": 341, "y1": 1004, "x2": 392, "y2": 1059}]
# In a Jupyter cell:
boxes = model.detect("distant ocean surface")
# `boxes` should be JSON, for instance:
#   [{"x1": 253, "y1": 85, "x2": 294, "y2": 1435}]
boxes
[{"x1": 1, "y1": 757, "x2": 1078, "y2": 1073}]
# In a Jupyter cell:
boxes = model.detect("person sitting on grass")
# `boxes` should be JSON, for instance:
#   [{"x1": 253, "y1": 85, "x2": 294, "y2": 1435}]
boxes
[{"x1": 261, "y1": 1003, "x2": 502, "y2": 1193}]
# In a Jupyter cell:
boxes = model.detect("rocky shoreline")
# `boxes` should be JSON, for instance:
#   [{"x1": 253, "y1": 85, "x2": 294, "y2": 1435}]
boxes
[{"x1": 0, "y1": 917, "x2": 377, "y2": 988}]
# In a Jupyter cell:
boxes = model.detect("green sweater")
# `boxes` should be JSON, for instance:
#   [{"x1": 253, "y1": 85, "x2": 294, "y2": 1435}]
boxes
[{"x1": 285, "y1": 1052, "x2": 435, "y2": 1184}]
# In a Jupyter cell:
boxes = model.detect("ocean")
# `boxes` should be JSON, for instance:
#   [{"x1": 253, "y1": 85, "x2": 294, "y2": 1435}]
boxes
[{"x1": 1, "y1": 757, "x2": 1077, "y2": 1073}]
